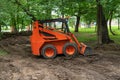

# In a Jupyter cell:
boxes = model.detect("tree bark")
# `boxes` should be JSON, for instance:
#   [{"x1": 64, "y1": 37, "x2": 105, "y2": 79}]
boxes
[
  {"x1": 21, "y1": 19, "x2": 24, "y2": 31},
  {"x1": 11, "y1": 26, "x2": 17, "y2": 33},
  {"x1": 11, "y1": 17, "x2": 18, "y2": 33},
  {"x1": 109, "y1": 12, "x2": 115, "y2": 35},
  {"x1": 0, "y1": 25, "x2": 1, "y2": 32},
  {"x1": 61, "y1": 14, "x2": 64, "y2": 31},
  {"x1": 96, "y1": 0, "x2": 114, "y2": 44},
  {"x1": 30, "y1": 20, "x2": 33, "y2": 31},
  {"x1": 75, "y1": 16, "x2": 80, "y2": 32},
  {"x1": 54, "y1": 22, "x2": 56, "y2": 28}
]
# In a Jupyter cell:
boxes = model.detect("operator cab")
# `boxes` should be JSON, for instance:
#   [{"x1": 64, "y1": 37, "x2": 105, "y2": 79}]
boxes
[{"x1": 38, "y1": 18, "x2": 70, "y2": 33}]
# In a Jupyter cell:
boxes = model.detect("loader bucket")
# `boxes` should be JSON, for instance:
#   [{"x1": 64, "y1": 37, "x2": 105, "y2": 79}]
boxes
[
  {"x1": 69, "y1": 33, "x2": 92, "y2": 56},
  {"x1": 83, "y1": 47, "x2": 92, "y2": 56},
  {"x1": 79, "y1": 43, "x2": 92, "y2": 56}
]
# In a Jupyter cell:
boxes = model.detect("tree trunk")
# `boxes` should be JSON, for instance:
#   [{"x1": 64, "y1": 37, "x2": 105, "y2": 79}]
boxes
[
  {"x1": 96, "y1": 0, "x2": 114, "y2": 44},
  {"x1": 11, "y1": 16, "x2": 18, "y2": 33},
  {"x1": 54, "y1": 22, "x2": 56, "y2": 28},
  {"x1": 21, "y1": 19, "x2": 24, "y2": 31},
  {"x1": 0, "y1": 25, "x2": 1, "y2": 32},
  {"x1": 11, "y1": 22, "x2": 18, "y2": 33},
  {"x1": 109, "y1": 12, "x2": 115, "y2": 35},
  {"x1": 118, "y1": 19, "x2": 120, "y2": 30},
  {"x1": 27, "y1": 25, "x2": 30, "y2": 31},
  {"x1": 61, "y1": 0, "x2": 64, "y2": 31},
  {"x1": 61, "y1": 14, "x2": 64, "y2": 31},
  {"x1": 30, "y1": 20, "x2": 33, "y2": 31},
  {"x1": 75, "y1": 16, "x2": 80, "y2": 32},
  {"x1": 46, "y1": 8, "x2": 52, "y2": 27},
  {"x1": 16, "y1": 9, "x2": 19, "y2": 32},
  {"x1": 11, "y1": 26, "x2": 17, "y2": 33},
  {"x1": 87, "y1": 21, "x2": 91, "y2": 28}
]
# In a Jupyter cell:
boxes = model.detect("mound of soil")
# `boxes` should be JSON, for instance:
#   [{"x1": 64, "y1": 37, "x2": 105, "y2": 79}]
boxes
[
  {"x1": 0, "y1": 31, "x2": 32, "y2": 40},
  {"x1": 94, "y1": 43, "x2": 120, "y2": 51}
]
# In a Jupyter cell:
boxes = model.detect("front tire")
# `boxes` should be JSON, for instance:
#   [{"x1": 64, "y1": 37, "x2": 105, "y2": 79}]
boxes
[{"x1": 63, "y1": 43, "x2": 78, "y2": 58}]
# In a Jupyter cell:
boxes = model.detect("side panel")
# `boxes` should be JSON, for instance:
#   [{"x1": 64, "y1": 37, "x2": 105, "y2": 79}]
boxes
[{"x1": 30, "y1": 36, "x2": 45, "y2": 56}]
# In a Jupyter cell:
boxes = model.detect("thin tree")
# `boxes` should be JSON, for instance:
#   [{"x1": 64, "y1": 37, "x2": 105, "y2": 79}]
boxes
[
  {"x1": 75, "y1": 14, "x2": 80, "y2": 32},
  {"x1": 109, "y1": 11, "x2": 115, "y2": 35},
  {"x1": 0, "y1": 25, "x2": 1, "y2": 32}
]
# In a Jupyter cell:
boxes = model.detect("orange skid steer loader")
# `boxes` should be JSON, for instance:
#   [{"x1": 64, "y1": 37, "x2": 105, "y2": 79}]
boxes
[{"x1": 30, "y1": 18, "x2": 92, "y2": 59}]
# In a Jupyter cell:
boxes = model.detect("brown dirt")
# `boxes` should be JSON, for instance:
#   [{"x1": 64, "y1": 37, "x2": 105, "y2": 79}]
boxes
[{"x1": 0, "y1": 36, "x2": 120, "y2": 80}]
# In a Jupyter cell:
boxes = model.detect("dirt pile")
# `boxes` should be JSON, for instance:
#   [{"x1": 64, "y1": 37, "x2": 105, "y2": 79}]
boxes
[
  {"x1": 94, "y1": 43, "x2": 120, "y2": 51},
  {"x1": 0, "y1": 31, "x2": 32, "y2": 40},
  {"x1": 0, "y1": 36, "x2": 120, "y2": 80}
]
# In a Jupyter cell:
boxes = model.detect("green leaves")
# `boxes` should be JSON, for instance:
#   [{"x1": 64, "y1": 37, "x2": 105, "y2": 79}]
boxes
[{"x1": 0, "y1": 0, "x2": 120, "y2": 29}]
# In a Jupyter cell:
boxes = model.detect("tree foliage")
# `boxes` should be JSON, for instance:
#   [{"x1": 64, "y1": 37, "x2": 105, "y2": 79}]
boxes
[{"x1": 0, "y1": 0, "x2": 120, "y2": 44}]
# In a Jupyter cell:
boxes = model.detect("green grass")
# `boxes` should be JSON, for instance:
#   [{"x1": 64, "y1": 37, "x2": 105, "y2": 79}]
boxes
[
  {"x1": 70, "y1": 26, "x2": 120, "y2": 44},
  {"x1": 0, "y1": 49, "x2": 8, "y2": 56},
  {"x1": 108, "y1": 26, "x2": 120, "y2": 44}
]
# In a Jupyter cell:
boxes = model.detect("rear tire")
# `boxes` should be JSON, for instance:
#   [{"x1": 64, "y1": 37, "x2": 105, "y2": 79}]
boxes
[
  {"x1": 63, "y1": 43, "x2": 78, "y2": 58},
  {"x1": 41, "y1": 44, "x2": 57, "y2": 59}
]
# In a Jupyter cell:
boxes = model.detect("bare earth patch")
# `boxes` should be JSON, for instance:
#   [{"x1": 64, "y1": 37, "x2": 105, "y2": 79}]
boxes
[{"x1": 0, "y1": 36, "x2": 120, "y2": 80}]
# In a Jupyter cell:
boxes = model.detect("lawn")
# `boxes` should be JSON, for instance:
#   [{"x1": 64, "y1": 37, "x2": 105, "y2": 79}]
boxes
[{"x1": 70, "y1": 26, "x2": 120, "y2": 44}]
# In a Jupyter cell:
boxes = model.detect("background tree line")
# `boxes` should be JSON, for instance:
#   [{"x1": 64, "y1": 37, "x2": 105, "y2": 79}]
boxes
[{"x1": 0, "y1": 0, "x2": 120, "y2": 44}]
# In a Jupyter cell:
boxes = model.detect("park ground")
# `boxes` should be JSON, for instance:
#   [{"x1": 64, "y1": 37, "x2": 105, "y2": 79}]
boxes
[{"x1": 0, "y1": 30, "x2": 120, "y2": 80}]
